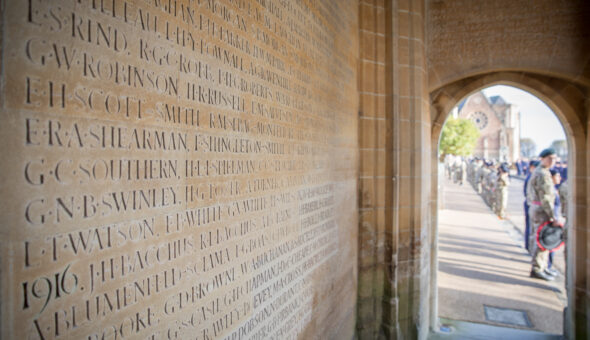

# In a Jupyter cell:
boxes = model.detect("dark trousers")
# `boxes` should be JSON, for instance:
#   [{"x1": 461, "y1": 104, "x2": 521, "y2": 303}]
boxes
[
  {"x1": 526, "y1": 200, "x2": 555, "y2": 269},
  {"x1": 524, "y1": 201, "x2": 530, "y2": 251}
]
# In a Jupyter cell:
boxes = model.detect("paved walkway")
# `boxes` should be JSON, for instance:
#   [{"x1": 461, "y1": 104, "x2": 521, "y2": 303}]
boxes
[{"x1": 432, "y1": 177, "x2": 566, "y2": 339}]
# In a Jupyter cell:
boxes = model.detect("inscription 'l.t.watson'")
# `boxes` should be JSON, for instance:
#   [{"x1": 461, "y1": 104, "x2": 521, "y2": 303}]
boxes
[{"x1": 1, "y1": 0, "x2": 358, "y2": 339}]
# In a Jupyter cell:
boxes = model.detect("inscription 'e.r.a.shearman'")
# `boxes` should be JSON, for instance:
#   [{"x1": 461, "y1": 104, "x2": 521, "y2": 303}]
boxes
[{"x1": 4, "y1": 0, "x2": 357, "y2": 339}]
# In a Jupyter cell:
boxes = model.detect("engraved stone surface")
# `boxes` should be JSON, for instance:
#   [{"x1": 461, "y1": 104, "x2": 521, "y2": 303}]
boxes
[{"x1": 0, "y1": 1, "x2": 358, "y2": 338}]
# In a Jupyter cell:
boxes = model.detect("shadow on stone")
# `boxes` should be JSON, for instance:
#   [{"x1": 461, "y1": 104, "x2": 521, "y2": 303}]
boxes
[
  {"x1": 439, "y1": 260, "x2": 559, "y2": 292},
  {"x1": 439, "y1": 246, "x2": 530, "y2": 265}
]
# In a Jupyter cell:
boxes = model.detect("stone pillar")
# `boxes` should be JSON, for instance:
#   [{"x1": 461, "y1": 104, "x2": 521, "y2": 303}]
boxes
[
  {"x1": 357, "y1": 0, "x2": 392, "y2": 338},
  {"x1": 569, "y1": 90, "x2": 590, "y2": 339},
  {"x1": 392, "y1": 0, "x2": 431, "y2": 338},
  {"x1": 357, "y1": 0, "x2": 430, "y2": 338}
]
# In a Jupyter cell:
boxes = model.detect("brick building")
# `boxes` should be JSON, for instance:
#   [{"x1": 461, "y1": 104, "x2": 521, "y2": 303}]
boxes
[{"x1": 457, "y1": 91, "x2": 521, "y2": 162}]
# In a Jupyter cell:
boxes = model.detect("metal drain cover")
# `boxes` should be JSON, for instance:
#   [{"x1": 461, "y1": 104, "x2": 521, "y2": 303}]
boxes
[{"x1": 484, "y1": 305, "x2": 532, "y2": 327}]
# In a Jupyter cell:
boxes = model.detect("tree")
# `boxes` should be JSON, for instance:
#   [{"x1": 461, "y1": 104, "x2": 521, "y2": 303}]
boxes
[
  {"x1": 520, "y1": 138, "x2": 536, "y2": 158},
  {"x1": 439, "y1": 118, "x2": 480, "y2": 157},
  {"x1": 550, "y1": 139, "x2": 567, "y2": 159}
]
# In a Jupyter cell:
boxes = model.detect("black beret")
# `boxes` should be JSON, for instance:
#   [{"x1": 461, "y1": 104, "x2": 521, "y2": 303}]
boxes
[
  {"x1": 500, "y1": 164, "x2": 509, "y2": 173},
  {"x1": 539, "y1": 148, "x2": 556, "y2": 158},
  {"x1": 530, "y1": 160, "x2": 540, "y2": 167}
]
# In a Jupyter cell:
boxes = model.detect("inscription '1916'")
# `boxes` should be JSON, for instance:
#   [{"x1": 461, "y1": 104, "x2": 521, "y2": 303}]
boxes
[{"x1": 5, "y1": 0, "x2": 358, "y2": 339}]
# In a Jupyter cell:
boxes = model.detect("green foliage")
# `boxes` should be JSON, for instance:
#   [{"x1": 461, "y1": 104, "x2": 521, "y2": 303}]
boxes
[{"x1": 439, "y1": 118, "x2": 480, "y2": 157}]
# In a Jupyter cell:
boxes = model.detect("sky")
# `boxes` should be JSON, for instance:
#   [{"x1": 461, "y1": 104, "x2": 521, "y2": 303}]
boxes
[{"x1": 478, "y1": 85, "x2": 567, "y2": 152}]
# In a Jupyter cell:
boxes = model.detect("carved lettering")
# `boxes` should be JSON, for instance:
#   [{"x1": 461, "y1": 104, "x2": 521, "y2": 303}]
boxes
[{"x1": 5, "y1": 0, "x2": 357, "y2": 338}]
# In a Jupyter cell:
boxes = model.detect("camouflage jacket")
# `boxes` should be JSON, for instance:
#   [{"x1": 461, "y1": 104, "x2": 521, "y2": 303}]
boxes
[
  {"x1": 497, "y1": 173, "x2": 509, "y2": 189},
  {"x1": 475, "y1": 166, "x2": 486, "y2": 184},
  {"x1": 526, "y1": 166, "x2": 556, "y2": 220},
  {"x1": 485, "y1": 170, "x2": 496, "y2": 189}
]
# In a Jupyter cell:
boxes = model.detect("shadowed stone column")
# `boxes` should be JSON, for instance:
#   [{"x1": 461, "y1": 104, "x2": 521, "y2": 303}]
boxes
[
  {"x1": 392, "y1": 0, "x2": 431, "y2": 338},
  {"x1": 357, "y1": 0, "x2": 392, "y2": 338},
  {"x1": 357, "y1": 0, "x2": 430, "y2": 338}
]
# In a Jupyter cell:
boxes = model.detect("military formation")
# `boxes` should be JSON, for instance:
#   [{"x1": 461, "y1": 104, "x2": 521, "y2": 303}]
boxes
[
  {"x1": 444, "y1": 155, "x2": 511, "y2": 219},
  {"x1": 444, "y1": 148, "x2": 569, "y2": 281}
]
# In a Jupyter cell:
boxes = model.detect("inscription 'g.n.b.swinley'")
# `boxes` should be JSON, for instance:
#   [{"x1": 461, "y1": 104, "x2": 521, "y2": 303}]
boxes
[{"x1": 2, "y1": 0, "x2": 357, "y2": 339}]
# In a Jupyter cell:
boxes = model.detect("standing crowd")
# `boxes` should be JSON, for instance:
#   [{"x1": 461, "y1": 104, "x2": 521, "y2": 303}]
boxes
[
  {"x1": 444, "y1": 149, "x2": 568, "y2": 281},
  {"x1": 444, "y1": 155, "x2": 512, "y2": 219}
]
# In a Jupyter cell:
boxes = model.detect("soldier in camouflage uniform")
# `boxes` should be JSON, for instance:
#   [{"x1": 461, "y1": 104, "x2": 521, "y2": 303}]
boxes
[
  {"x1": 482, "y1": 163, "x2": 490, "y2": 203},
  {"x1": 558, "y1": 167, "x2": 568, "y2": 220},
  {"x1": 459, "y1": 158, "x2": 467, "y2": 185},
  {"x1": 445, "y1": 154, "x2": 454, "y2": 180},
  {"x1": 527, "y1": 148, "x2": 559, "y2": 281},
  {"x1": 467, "y1": 158, "x2": 477, "y2": 186},
  {"x1": 477, "y1": 161, "x2": 489, "y2": 195},
  {"x1": 496, "y1": 164, "x2": 510, "y2": 218},
  {"x1": 453, "y1": 157, "x2": 467, "y2": 185},
  {"x1": 484, "y1": 162, "x2": 497, "y2": 208},
  {"x1": 490, "y1": 164, "x2": 499, "y2": 211},
  {"x1": 452, "y1": 157, "x2": 461, "y2": 184},
  {"x1": 471, "y1": 158, "x2": 482, "y2": 189},
  {"x1": 524, "y1": 160, "x2": 540, "y2": 252}
]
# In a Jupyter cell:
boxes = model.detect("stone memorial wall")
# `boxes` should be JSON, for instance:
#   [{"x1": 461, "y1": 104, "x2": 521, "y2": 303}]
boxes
[{"x1": 0, "y1": 1, "x2": 358, "y2": 338}]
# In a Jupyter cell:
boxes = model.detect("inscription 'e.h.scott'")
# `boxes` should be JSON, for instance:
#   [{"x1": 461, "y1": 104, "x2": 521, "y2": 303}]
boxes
[{"x1": 2, "y1": 0, "x2": 358, "y2": 339}]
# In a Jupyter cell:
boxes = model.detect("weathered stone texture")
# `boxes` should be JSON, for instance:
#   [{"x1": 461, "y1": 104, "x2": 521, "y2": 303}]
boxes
[
  {"x1": 0, "y1": 1, "x2": 359, "y2": 339},
  {"x1": 2, "y1": 0, "x2": 590, "y2": 339},
  {"x1": 357, "y1": 0, "x2": 431, "y2": 339},
  {"x1": 427, "y1": 0, "x2": 590, "y2": 91}
]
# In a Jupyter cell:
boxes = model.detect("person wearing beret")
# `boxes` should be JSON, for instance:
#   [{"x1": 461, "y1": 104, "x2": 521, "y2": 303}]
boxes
[
  {"x1": 527, "y1": 148, "x2": 559, "y2": 281},
  {"x1": 485, "y1": 162, "x2": 498, "y2": 210},
  {"x1": 459, "y1": 157, "x2": 467, "y2": 185},
  {"x1": 496, "y1": 163, "x2": 510, "y2": 219},
  {"x1": 544, "y1": 168, "x2": 564, "y2": 276},
  {"x1": 492, "y1": 162, "x2": 499, "y2": 205},
  {"x1": 472, "y1": 158, "x2": 483, "y2": 191},
  {"x1": 476, "y1": 160, "x2": 487, "y2": 194}
]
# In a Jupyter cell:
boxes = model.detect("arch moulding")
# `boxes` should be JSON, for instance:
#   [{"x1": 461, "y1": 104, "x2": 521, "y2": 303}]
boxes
[{"x1": 427, "y1": 70, "x2": 589, "y2": 338}]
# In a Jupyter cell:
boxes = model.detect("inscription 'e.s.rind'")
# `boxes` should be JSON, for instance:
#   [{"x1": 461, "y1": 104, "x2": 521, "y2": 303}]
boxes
[{"x1": 2, "y1": 0, "x2": 357, "y2": 339}]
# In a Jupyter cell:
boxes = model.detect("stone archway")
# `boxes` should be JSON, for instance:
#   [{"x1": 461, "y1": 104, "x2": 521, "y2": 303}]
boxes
[
  {"x1": 355, "y1": 2, "x2": 590, "y2": 338},
  {"x1": 428, "y1": 71, "x2": 587, "y2": 337}
]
